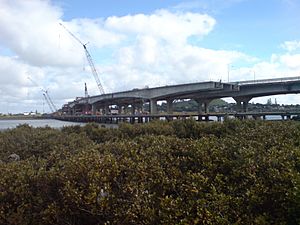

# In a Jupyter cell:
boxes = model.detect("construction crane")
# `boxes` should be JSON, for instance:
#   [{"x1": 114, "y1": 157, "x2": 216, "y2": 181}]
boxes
[
  {"x1": 28, "y1": 77, "x2": 58, "y2": 113},
  {"x1": 43, "y1": 91, "x2": 58, "y2": 113},
  {"x1": 59, "y1": 22, "x2": 105, "y2": 95}
]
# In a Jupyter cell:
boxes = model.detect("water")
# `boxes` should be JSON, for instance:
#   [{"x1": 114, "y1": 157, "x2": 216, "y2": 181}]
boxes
[
  {"x1": 0, "y1": 115, "x2": 285, "y2": 131},
  {"x1": 0, "y1": 119, "x2": 85, "y2": 130}
]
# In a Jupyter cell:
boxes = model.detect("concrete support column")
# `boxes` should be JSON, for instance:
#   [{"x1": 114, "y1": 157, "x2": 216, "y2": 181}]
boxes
[
  {"x1": 195, "y1": 99, "x2": 203, "y2": 114},
  {"x1": 131, "y1": 104, "x2": 136, "y2": 115},
  {"x1": 195, "y1": 99, "x2": 212, "y2": 114},
  {"x1": 203, "y1": 100, "x2": 211, "y2": 113},
  {"x1": 117, "y1": 105, "x2": 123, "y2": 114},
  {"x1": 236, "y1": 100, "x2": 242, "y2": 112},
  {"x1": 123, "y1": 105, "x2": 128, "y2": 114},
  {"x1": 92, "y1": 104, "x2": 97, "y2": 115},
  {"x1": 203, "y1": 100, "x2": 212, "y2": 121},
  {"x1": 166, "y1": 99, "x2": 174, "y2": 114},
  {"x1": 150, "y1": 99, "x2": 157, "y2": 114},
  {"x1": 234, "y1": 97, "x2": 252, "y2": 113},
  {"x1": 243, "y1": 101, "x2": 249, "y2": 112},
  {"x1": 104, "y1": 104, "x2": 110, "y2": 115},
  {"x1": 67, "y1": 107, "x2": 72, "y2": 115},
  {"x1": 195, "y1": 99, "x2": 212, "y2": 121},
  {"x1": 136, "y1": 102, "x2": 143, "y2": 114}
]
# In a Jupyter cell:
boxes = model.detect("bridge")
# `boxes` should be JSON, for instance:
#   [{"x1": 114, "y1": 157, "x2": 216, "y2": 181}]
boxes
[{"x1": 62, "y1": 76, "x2": 300, "y2": 116}]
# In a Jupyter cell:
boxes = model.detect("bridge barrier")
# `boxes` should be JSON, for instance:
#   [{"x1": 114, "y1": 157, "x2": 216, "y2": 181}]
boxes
[{"x1": 231, "y1": 76, "x2": 300, "y2": 85}]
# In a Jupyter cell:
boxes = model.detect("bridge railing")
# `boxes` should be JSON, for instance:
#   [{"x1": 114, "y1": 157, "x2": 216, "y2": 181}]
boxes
[{"x1": 231, "y1": 76, "x2": 300, "y2": 85}]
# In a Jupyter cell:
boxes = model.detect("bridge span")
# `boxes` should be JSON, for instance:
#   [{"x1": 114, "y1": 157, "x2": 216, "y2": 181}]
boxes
[{"x1": 62, "y1": 76, "x2": 300, "y2": 116}]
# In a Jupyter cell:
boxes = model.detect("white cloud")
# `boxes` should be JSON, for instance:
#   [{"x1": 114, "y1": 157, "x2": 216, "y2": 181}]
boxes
[
  {"x1": 0, "y1": 0, "x2": 122, "y2": 67},
  {"x1": 280, "y1": 54, "x2": 300, "y2": 69},
  {"x1": 1, "y1": 0, "x2": 300, "y2": 113},
  {"x1": 280, "y1": 40, "x2": 300, "y2": 52},
  {"x1": 0, "y1": 0, "x2": 75, "y2": 67},
  {"x1": 61, "y1": 18, "x2": 124, "y2": 49},
  {"x1": 105, "y1": 10, "x2": 216, "y2": 45}
]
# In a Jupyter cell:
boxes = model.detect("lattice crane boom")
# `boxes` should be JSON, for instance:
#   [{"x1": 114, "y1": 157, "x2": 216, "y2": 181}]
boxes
[
  {"x1": 45, "y1": 90, "x2": 58, "y2": 112},
  {"x1": 28, "y1": 77, "x2": 57, "y2": 113},
  {"x1": 43, "y1": 93, "x2": 55, "y2": 113},
  {"x1": 59, "y1": 22, "x2": 105, "y2": 95}
]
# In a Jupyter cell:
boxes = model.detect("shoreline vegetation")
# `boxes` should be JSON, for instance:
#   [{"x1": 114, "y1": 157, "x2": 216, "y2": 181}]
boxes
[{"x1": 1, "y1": 119, "x2": 300, "y2": 224}]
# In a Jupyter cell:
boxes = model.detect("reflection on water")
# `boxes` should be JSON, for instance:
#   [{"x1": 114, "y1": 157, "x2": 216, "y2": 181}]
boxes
[{"x1": 0, "y1": 119, "x2": 85, "y2": 130}]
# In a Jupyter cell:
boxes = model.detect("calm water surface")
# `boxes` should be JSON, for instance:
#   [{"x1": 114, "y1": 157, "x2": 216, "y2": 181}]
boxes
[
  {"x1": 0, "y1": 115, "x2": 283, "y2": 130},
  {"x1": 0, "y1": 119, "x2": 85, "y2": 130}
]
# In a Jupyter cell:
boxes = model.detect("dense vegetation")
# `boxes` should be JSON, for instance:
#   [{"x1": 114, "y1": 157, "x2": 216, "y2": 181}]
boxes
[{"x1": 1, "y1": 119, "x2": 300, "y2": 224}]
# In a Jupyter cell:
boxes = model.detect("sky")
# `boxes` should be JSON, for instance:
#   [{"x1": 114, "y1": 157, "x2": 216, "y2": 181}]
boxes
[{"x1": 1, "y1": 0, "x2": 300, "y2": 113}]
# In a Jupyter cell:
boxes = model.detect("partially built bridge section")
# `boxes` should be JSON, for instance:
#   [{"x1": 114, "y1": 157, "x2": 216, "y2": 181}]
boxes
[{"x1": 62, "y1": 76, "x2": 300, "y2": 116}]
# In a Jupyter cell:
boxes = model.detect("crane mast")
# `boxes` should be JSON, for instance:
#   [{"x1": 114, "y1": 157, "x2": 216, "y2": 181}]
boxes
[
  {"x1": 43, "y1": 92, "x2": 57, "y2": 113},
  {"x1": 59, "y1": 23, "x2": 105, "y2": 95},
  {"x1": 84, "y1": 82, "x2": 89, "y2": 98},
  {"x1": 28, "y1": 77, "x2": 57, "y2": 113}
]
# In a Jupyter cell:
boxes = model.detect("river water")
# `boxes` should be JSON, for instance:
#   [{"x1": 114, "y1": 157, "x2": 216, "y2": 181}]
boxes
[
  {"x1": 0, "y1": 119, "x2": 85, "y2": 130},
  {"x1": 0, "y1": 115, "x2": 284, "y2": 131}
]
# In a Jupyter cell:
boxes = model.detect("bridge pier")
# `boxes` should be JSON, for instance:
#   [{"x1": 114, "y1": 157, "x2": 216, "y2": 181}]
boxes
[
  {"x1": 117, "y1": 104, "x2": 123, "y2": 114},
  {"x1": 233, "y1": 97, "x2": 252, "y2": 113},
  {"x1": 195, "y1": 98, "x2": 212, "y2": 121},
  {"x1": 150, "y1": 99, "x2": 158, "y2": 114},
  {"x1": 92, "y1": 104, "x2": 101, "y2": 115},
  {"x1": 104, "y1": 104, "x2": 110, "y2": 115},
  {"x1": 135, "y1": 102, "x2": 143, "y2": 115},
  {"x1": 92, "y1": 104, "x2": 96, "y2": 115},
  {"x1": 166, "y1": 98, "x2": 174, "y2": 114},
  {"x1": 131, "y1": 104, "x2": 136, "y2": 115}
]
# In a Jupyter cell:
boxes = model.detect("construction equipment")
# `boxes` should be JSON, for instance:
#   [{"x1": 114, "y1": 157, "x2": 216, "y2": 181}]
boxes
[
  {"x1": 85, "y1": 82, "x2": 89, "y2": 98},
  {"x1": 59, "y1": 22, "x2": 105, "y2": 95},
  {"x1": 84, "y1": 83, "x2": 90, "y2": 114},
  {"x1": 28, "y1": 77, "x2": 58, "y2": 113},
  {"x1": 43, "y1": 91, "x2": 58, "y2": 113}
]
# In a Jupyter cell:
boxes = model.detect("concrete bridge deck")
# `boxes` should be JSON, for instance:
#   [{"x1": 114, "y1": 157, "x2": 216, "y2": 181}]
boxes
[{"x1": 62, "y1": 76, "x2": 300, "y2": 116}]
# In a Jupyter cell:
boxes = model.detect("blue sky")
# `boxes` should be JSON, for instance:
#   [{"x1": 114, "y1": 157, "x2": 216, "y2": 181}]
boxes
[
  {"x1": 55, "y1": 0, "x2": 300, "y2": 60},
  {"x1": 55, "y1": 0, "x2": 184, "y2": 18},
  {"x1": 0, "y1": 0, "x2": 300, "y2": 113}
]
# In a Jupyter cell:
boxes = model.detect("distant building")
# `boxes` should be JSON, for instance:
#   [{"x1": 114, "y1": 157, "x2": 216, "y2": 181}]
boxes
[{"x1": 23, "y1": 111, "x2": 36, "y2": 116}]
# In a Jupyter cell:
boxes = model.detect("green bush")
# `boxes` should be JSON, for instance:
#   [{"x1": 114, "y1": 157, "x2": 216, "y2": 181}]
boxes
[
  {"x1": 0, "y1": 124, "x2": 95, "y2": 162},
  {"x1": 1, "y1": 120, "x2": 300, "y2": 224}
]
